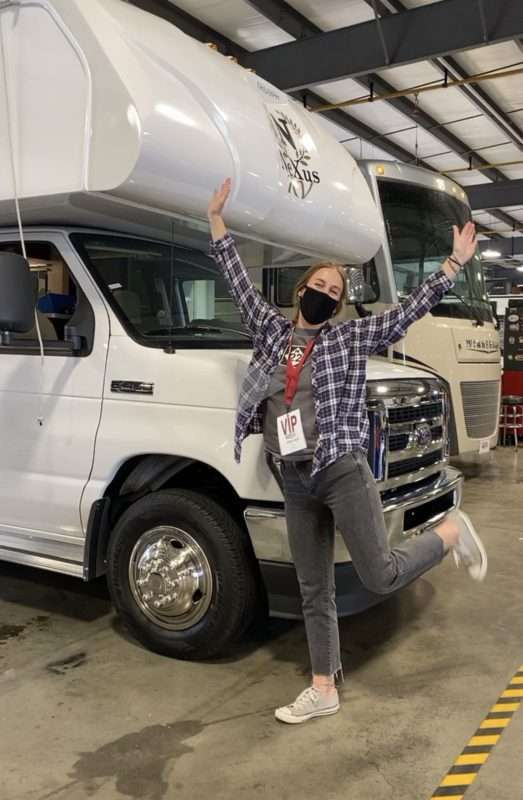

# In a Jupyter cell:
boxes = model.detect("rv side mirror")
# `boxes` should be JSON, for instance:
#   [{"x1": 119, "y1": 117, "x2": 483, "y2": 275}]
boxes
[
  {"x1": 346, "y1": 266, "x2": 377, "y2": 304},
  {"x1": 0, "y1": 253, "x2": 35, "y2": 343}
]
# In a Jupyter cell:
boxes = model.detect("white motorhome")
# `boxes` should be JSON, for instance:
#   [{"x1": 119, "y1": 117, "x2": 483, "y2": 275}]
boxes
[
  {"x1": 264, "y1": 161, "x2": 502, "y2": 458},
  {"x1": 0, "y1": 0, "x2": 463, "y2": 659}
]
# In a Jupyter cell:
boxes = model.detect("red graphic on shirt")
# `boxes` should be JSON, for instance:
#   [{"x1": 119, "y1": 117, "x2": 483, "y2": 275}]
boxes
[{"x1": 281, "y1": 344, "x2": 307, "y2": 367}]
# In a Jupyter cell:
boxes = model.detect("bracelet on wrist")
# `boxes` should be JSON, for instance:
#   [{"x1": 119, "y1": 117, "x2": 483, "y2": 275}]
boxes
[{"x1": 447, "y1": 255, "x2": 462, "y2": 272}]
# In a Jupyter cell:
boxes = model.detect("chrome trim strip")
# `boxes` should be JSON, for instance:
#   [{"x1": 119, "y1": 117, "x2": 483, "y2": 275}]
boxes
[
  {"x1": 388, "y1": 440, "x2": 443, "y2": 462},
  {"x1": 389, "y1": 398, "x2": 443, "y2": 408},
  {"x1": 0, "y1": 547, "x2": 83, "y2": 577},
  {"x1": 384, "y1": 469, "x2": 461, "y2": 515},
  {"x1": 0, "y1": 527, "x2": 85, "y2": 558},
  {"x1": 386, "y1": 468, "x2": 462, "y2": 546},
  {"x1": 367, "y1": 402, "x2": 387, "y2": 481},
  {"x1": 389, "y1": 416, "x2": 444, "y2": 433},
  {"x1": 0, "y1": 527, "x2": 86, "y2": 571},
  {"x1": 387, "y1": 414, "x2": 444, "y2": 427},
  {"x1": 111, "y1": 380, "x2": 154, "y2": 395},
  {"x1": 387, "y1": 405, "x2": 444, "y2": 423},
  {"x1": 379, "y1": 459, "x2": 447, "y2": 491}
]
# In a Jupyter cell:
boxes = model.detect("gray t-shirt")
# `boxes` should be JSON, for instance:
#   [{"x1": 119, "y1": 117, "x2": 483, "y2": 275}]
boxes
[{"x1": 263, "y1": 327, "x2": 318, "y2": 460}]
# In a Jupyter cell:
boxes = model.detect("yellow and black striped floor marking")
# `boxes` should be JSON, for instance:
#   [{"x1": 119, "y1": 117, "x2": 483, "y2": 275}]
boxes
[{"x1": 430, "y1": 664, "x2": 523, "y2": 799}]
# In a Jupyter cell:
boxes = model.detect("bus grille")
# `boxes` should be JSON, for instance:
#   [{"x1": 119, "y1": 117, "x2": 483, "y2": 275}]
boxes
[{"x1": 460, "y1": 380, "x2": 500, "y2": 438}]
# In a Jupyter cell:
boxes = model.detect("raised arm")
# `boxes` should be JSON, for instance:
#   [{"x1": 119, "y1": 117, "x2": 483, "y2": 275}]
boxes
[
  {"x1": 356, "y1": 221, "x2": 477, "y2": 355},
  {"x1": 208, "y1": 178, "x2": 280, "y2": 336}
]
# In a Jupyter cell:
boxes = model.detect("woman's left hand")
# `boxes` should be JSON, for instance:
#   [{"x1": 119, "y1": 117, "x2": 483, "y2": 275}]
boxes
[{"x1": 452, "y1": 221, "x2": 477, "y2": 267}]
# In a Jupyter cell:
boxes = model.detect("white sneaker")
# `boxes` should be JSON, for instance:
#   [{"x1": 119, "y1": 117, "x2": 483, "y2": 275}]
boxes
[
  {"x1": 275, "y1": 686, "x2": 340, "y2": 724},
  {"x1": 450, "y1": 510, "x2": 488, "y2": 582}
]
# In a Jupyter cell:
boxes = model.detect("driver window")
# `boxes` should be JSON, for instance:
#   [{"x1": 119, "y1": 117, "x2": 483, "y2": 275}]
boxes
[{"x1": 0, "y1": 241, "x2": 77, "y2": 343}]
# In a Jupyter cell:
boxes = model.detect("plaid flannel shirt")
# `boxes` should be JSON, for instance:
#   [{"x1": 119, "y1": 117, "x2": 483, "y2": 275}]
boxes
[{"x1": 210, "y1": 233, "x2": 454, "y2": 477}]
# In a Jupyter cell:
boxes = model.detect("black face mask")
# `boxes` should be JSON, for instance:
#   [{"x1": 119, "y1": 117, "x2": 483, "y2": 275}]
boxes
[{"x1": 299, "y1": 286, "x2": 338, "y2": 325}]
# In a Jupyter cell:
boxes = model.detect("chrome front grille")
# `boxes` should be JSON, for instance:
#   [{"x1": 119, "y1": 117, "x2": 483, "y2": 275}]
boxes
[
  {"x1": 388, "y1": 449, "x2": 444, "y2": 478},
  {"x1": 367, "y1": 378, "x2": 448, "y2": 489},
  {"x1": 388, "y1": 425, "x2": 443, "y2": 452},
  {"x1": 387, "y1": 401, "x2": 443, "y2": 424},
  {"x1": 460, "y1": 380, "x2": 500, "y2": 439}
]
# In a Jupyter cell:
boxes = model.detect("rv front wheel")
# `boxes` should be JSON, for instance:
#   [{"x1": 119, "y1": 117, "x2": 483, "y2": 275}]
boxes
[{"x1": 106, "y1": 489, "x2": 259, "y2": 659}]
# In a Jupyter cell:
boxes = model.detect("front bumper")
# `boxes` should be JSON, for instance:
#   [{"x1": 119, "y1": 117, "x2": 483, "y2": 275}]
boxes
[{"x1": 244, "y1": 466, "x2": 463, "y2": 618}]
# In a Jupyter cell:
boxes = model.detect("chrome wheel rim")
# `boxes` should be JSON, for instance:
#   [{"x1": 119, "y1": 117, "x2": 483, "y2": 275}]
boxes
[{"x1": 128, "y1": 526, "x2": 213, "y2": 630}]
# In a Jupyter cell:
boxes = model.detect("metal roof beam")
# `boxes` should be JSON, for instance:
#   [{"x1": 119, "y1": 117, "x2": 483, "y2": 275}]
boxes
[
  {"x1": 434, "y1": 55, "x2": 523, "y2": 150},
  {"x1": 354, "y1": 72, "x2": 515, "y2": 184},
  {"x1": 353, "y1": 74, "x2": 521, "y2": 232},
  {"x1": 247, "y1": 1, "x2": 516, "y2": 182},
  {"x1": 248, "y1": 0, "x2": 522, "y2": 235},
  {"x1": 242, "y1": 0, "x2": 523, "y2": 91},
  {"x1": 298, "y1": 91, "x2": 416, "y2": 164},
  {"x1": 466, "y1": 179, "x2": 523, "y2": 209},
  {"x1": 129, "y1": 1, "x2": 422, "y2": 165},
  {"x1": 244, "y1": 0, "x2": 320, "y2": 39},
  {"x1": 124, "y1": 0, "x2": 245, "y2": 58},
  {"x1": 361, "y1": 0, "x2": 523, "y2": 151}
]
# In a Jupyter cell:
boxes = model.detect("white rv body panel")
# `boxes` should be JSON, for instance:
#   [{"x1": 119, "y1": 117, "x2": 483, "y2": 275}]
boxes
[{"x1": 0, "y1": 0, "x2": 383, "y2": 262}]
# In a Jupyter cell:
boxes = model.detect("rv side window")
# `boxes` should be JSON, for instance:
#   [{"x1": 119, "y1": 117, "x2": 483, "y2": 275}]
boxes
[
  {"x1": 0, "y1": 241, "x2": 92, "y2": 354},
  {"x1": 274, "y1": 267, "x2": 303, "y2": 307},
  {"x1": 269, "y1": 262, "x2": 380, "y2": 308}
]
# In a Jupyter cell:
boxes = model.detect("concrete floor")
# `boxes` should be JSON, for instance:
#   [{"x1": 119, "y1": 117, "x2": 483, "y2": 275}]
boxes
[{"x1": 1, "y1": 447, "x2": 522, "y2": 800}]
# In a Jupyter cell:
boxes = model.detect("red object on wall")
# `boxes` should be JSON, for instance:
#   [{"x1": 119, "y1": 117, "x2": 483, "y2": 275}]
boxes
[
  {"x1": 502, "y1": 371, "x2": 523, "y2": 398},
  {"x1": 500, "y1": 371, "x2": 523, "y2": 441}
]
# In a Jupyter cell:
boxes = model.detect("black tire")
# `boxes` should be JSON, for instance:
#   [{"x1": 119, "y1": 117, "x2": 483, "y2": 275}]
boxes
[{"x1": 106, "y1": 489, "x2": 260, "y2": 660}]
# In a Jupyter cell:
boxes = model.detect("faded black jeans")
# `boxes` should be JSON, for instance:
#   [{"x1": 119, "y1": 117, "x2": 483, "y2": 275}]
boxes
[{"x1": 277, "y1": 451, "x2": 445, "y2": 679}]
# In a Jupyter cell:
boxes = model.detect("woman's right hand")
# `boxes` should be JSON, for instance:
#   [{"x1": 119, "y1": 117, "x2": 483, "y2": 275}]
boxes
[{"x1": 208, "y1": 178, "x2": 231, "y2": 220}]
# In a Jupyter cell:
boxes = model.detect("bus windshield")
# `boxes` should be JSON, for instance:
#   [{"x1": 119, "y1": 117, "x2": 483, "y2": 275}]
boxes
[{"x1": 378, "y1": 179, "x2": 493, "y2": 323}]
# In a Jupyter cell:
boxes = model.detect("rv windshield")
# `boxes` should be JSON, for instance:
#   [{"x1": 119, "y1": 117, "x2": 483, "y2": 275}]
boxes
[
  {"x1": 71, "y1": 233, "x2": 252, "y2": 348},
  {"x1": 378, "y1": 179, "x2": 492, "y2": 323}
]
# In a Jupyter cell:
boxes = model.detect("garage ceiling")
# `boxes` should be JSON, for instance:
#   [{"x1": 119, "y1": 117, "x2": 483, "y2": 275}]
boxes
[{"x1": 126, "y1": 0, "x2": 523, "y2": 279}]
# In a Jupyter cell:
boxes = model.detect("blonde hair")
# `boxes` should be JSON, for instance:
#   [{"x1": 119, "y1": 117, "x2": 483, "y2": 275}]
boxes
[{"x1": 293, "y1": 262, "x2": 346, "y2": 322}]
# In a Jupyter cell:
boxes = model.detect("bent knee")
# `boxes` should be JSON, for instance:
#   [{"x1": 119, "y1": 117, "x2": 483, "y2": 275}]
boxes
[{"x1": 359, "y1": 572, "x2": 396, "y2": 596}]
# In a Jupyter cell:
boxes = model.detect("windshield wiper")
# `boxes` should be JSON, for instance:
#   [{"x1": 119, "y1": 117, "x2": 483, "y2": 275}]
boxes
[
  {"x1": 447, "y1": 288, "x2": 484, "y2": 326},
  {"x1": 185, "y1": 324, "x2": 251, "y2": 338},
  {"x1": 143, "y1": 324, "x2": 251, "y2": 338}
]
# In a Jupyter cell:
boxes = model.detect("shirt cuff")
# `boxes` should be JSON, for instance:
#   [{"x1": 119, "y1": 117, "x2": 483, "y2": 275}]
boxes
[
  {"x1": 208, "y1": 231, "x2": 235, "y2": 256},
  {"x1": 432, "y1": 268, "x2": 455, "y2": 290}
]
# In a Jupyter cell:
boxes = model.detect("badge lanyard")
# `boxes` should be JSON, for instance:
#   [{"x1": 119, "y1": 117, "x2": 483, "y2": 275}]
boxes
[{"x1": 284, "y1": 332, "x2": 315, "y2": 407}]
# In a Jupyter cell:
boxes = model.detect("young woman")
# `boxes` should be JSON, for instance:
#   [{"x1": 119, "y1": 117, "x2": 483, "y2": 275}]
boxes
[{"x1": 208, "y1": 178, "x2": 487, "y2": 725}]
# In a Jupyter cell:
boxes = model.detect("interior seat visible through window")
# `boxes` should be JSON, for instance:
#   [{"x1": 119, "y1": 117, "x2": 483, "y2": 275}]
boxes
[
  {"x1": 17, "y1": 311, "x2": 58, "y2": 342},
  {"x1": 113, "y1": 289, "x2": 142, "y2": 326},
  {"x1": 0, "y1": 241, "x2": 76, "y2": 342},
  {"x1": 0, "y1": 240, "x2": 93, "y2": 352}
]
